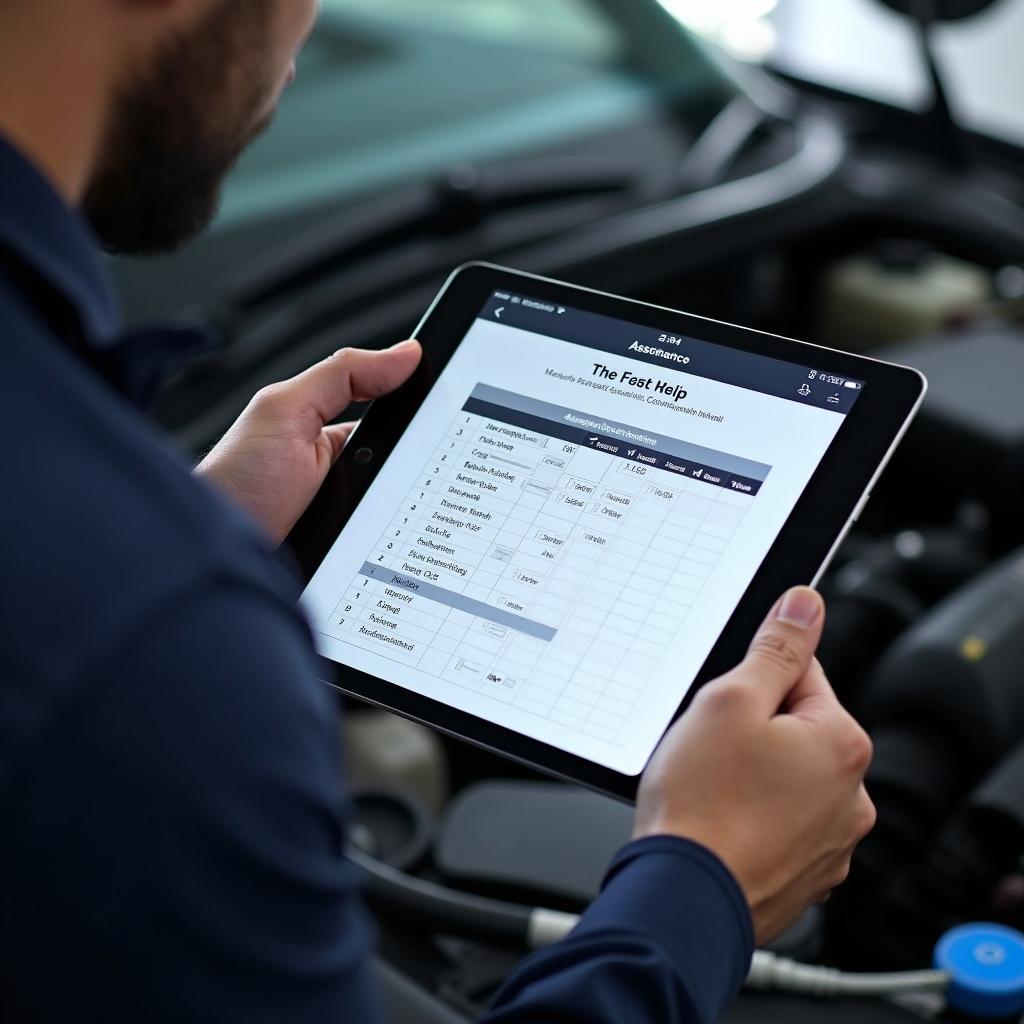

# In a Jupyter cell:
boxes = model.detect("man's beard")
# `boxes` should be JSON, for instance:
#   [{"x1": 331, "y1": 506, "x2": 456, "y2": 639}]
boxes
[{"x1": 84, "y1": 0, "x2": 276, "y2": 256}]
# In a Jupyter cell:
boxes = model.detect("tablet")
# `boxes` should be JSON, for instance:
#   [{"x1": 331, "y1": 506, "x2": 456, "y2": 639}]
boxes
[{"x1": 290, "y1": 263, "x2": 925, "y2": 799}]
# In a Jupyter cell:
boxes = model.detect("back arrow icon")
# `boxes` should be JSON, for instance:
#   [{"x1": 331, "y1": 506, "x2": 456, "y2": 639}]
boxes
[{"x1": 495, "y1": 307, "x2": 505, "y2": 319}]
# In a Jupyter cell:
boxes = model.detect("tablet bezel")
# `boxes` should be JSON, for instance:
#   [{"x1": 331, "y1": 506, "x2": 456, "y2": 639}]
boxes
[{"x1": 288, "y1": 262, "x2": 926, "y2": 801}]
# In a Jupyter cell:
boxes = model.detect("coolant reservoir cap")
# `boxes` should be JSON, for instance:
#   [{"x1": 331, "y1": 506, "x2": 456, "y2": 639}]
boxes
[{"x1": 935, "y1": 922, "x2": 1024, "y2": 1018}]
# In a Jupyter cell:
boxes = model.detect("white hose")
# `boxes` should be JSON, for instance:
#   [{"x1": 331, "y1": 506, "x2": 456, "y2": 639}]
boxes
[
  {"x1": 528, "y1": 911, "x2": 950, "y2": 999},
  {"x1": 746, "y1": 951, "x2": 950, "y2": 997}
]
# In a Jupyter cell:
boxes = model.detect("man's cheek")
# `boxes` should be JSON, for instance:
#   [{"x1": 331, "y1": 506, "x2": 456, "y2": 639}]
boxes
[{"x1": 283, "y1": 0, "x2": 319, "y2": 52}]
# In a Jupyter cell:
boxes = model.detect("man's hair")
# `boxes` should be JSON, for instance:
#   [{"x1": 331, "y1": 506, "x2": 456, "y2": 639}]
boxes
[{"x1": 84, "y1": 0, "x2": 276, "y2": 256}]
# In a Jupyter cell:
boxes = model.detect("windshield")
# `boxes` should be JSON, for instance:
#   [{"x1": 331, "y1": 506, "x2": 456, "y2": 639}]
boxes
[
  {"x1": 624, "y1": 0, "x2": 1024, "y2": 149},
  {"x1": 218, "y1": 0, "x2": 736, "y2": 230},
  {"x1": 755, "y1": 0, "x2": 1024, "y2": 149}
]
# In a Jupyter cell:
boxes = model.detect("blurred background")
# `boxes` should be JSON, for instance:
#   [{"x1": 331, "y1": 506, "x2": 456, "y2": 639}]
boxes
[
  {"x1": 118, "y1": 4, "x2": 1024, "y2": 1022},
  {"x1": 115, "y1": 0, "x2": 1024, "y2": 322}
]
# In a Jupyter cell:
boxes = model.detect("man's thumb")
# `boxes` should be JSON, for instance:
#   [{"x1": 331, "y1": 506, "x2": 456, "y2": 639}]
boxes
[{"x1": 741, "y1": 587, "x2": 824, "y2": 712}]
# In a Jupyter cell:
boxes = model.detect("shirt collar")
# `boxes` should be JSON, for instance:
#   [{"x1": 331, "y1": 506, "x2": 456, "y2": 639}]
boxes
[
  {"x1": 0, "y1": 133, "x2": 221, "y2": 407},
  {"x1": 0, "y1": 133, "x2": 121, "y2": 346}
]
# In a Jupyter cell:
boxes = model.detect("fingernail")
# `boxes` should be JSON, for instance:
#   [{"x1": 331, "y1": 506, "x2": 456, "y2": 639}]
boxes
[
  {"x1": 390, "y1": 339, "x2": 419, "y2": 352},
  {"x1": 776, "y1": 587, "x2": 821, "y2": 629}
]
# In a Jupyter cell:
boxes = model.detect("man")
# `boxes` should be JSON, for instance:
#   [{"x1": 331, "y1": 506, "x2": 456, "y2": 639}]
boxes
[{"x1": 0, "y1": 2, "x2": 875, "y2": 1021}]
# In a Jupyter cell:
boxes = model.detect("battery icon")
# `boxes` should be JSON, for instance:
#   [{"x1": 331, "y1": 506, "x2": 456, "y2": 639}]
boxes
[{"x1": 843, "y1": 380, "x2": 861, "y2": 390}]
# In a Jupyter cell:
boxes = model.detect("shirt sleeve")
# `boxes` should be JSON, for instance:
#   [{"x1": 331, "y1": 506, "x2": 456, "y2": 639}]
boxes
[
  {"x1": 2, "y1": 574, "x2": 754, "y2": 1024},
  {"x1": 481, "y1": 836, "x2": 755, "y2": 1024},
  {"x1": 1, "y1": 580, "x2": 383, "y2": 1024}
]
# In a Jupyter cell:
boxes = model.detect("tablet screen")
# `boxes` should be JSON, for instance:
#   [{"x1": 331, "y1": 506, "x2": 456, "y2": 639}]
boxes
[{"x1": 301, "y1": 290, "x2": 864, "y2": 775}]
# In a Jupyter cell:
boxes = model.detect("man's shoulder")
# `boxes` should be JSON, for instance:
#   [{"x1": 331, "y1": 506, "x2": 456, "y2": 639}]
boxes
[{"x1": 0, "y1": 277, "x2": 303, "y2": 777}]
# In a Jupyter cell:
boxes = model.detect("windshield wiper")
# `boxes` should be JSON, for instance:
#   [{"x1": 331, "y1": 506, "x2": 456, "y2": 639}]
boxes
[{"x1": 187, "y1": 158, "x2": 648, "y2": 374}]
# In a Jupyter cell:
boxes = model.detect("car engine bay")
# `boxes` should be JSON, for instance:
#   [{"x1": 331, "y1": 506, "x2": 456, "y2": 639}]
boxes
[{"x1": 120, "y1": 16, "x2": 1024, "y2": 1019}]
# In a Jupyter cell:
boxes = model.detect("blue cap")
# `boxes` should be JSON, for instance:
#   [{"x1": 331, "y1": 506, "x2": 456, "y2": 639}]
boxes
[{"x1": 935, "y1": 923, "x2": 1024, "y2": 1018}]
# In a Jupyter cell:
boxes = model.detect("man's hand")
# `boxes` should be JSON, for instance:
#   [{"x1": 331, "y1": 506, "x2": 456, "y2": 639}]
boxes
[
  {"x1": 196, "y1": 340, "x2": 422, "y2": 544},
  {"x1": 634, "y1": 587, "x2": 876, "y2": 945}
]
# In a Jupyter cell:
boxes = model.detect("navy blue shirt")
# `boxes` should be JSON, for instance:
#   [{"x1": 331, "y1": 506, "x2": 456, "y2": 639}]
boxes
[{"x1": 0, "y1": 134, "x2": 753, "y2": 1022}]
